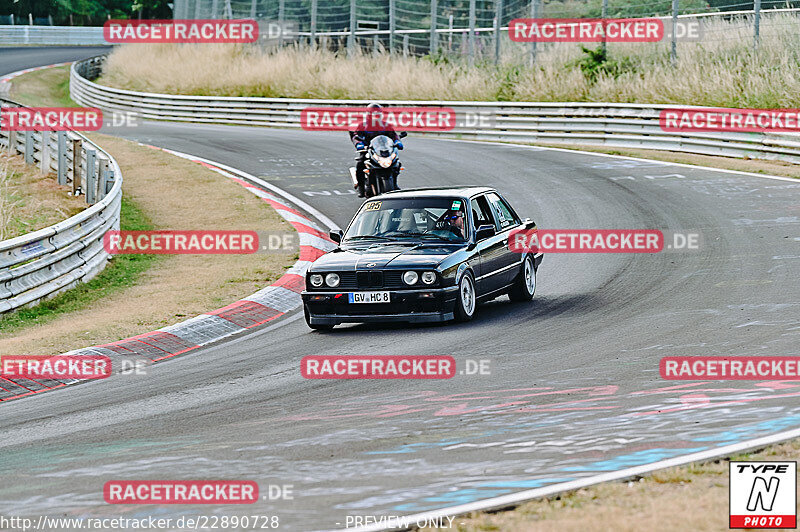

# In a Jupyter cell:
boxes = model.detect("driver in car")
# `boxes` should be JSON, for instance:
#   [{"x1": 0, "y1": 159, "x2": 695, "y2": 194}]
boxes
[
  {"x1": 349, "y1": 103, "x2": 404, "y2": 198},
  {"x1": 444, "y1": 210, "x2": 466, "y2": 239}
]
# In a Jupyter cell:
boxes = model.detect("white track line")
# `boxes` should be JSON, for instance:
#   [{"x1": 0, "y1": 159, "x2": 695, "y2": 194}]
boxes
[{"x1": 434, "y1": 137, "x2": 800, "y2": 183}]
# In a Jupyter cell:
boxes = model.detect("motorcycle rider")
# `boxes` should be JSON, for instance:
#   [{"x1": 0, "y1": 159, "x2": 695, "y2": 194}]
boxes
[{"x1": 349, "y1": 103, "x2": 405, "y2": 198}]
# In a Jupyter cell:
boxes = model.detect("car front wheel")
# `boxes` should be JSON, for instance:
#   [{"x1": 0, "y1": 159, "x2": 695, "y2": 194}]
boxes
[
  {"x1": 454, "y1": 271, "x2": 477, "y2": 322},
  {"x1": 508, "y1": 254, "x2": 536, "y2": 302}
]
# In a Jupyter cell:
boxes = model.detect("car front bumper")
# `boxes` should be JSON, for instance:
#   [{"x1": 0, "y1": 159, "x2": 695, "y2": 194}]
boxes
[{"x1": 302, "y1": 286, "x2": 459, "y2": 325}]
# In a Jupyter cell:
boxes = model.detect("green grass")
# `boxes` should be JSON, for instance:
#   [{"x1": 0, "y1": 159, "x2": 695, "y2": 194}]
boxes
[
  {"x1": 9, "y1": 65, "x2": 77, "y2": 108},
  {"x1": 0, "y1": 198, "x2": 161, "y2": 334},
  {"x1": 1, "y1": 65, "x2": 164, "y2": 335}
]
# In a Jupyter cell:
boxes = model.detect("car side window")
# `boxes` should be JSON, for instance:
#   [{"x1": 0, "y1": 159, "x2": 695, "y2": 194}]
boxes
[
  {"x1": 486, "y1": 193, "x2": 519, "y2": 230},
  {"x1": 470, "y1": 196, "x2": 496, "y2": 233}
]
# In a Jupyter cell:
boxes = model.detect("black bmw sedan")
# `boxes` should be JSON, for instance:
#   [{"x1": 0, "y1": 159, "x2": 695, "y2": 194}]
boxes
[{"x1": 301, "y1": 187, "x2": 542, "y2": 329}]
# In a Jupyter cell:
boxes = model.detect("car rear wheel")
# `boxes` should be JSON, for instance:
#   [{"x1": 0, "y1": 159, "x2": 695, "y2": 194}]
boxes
[
  {"x1": 304, "y1": 305, "x2": 334, "y2": 331},
  {"x1": 509, "y1": 255, "x2": 536, "y2": 302},
  {"x1": 454, "y1": 271, "x2": 477, "y2": 322}
]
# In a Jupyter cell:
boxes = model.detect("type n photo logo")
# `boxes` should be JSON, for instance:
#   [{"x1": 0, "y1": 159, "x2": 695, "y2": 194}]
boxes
[{"x1": 730, "y1": 461, "x2": 797, "y2": 529}]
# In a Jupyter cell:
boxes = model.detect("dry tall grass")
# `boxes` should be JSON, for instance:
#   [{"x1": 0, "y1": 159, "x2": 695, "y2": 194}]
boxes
[
  {"x1": 99, "y1": 13, "x2": 800, "y2": 107},
  {"x1": 0, "y1": 159, "x2": 14, "y2": 241},
  {"x1": 0, "y1": 154, "x2": 84, "y2": 241}
]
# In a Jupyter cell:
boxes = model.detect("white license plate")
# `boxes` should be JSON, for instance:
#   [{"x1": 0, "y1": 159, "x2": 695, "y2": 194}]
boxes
[{"x1": 348, "y1": 291, "x2": 390, "y2": 303}]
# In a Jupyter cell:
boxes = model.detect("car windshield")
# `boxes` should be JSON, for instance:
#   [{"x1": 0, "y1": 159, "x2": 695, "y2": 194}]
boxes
[{"x1": 344, "y1": 197, "x2": 469, "y2": 243}]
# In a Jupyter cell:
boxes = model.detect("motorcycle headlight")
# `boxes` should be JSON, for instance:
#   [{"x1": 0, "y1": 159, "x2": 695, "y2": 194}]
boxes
[
  {"x1": 325, "y1": 273, "x2": 341, "y2": 288},
  {"x1": 421, "y1": 271, "x2": 436, "y2": 285},
  {"x1": 403, "y1": 271, "x2": 418, "y2": 285},
  {"x1": 375, "y1": 153, "x2": 396, "y2": 168},
  {"x1": 310, "y1": 274, "x2": 323, "y2": 287}
]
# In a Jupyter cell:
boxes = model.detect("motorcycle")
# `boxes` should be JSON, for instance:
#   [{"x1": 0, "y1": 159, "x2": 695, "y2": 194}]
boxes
[{"x1": 349, "y1": 132, "x2": 407, "y2": 198}]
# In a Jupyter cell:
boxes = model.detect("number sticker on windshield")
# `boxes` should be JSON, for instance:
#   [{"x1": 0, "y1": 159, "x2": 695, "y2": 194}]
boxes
[
  {"x1": 365, "y1": 201, "x2": 381, "y2": 211},
  {"x1": 451, "y1": 200, "x2": 462, "y2": 210}
]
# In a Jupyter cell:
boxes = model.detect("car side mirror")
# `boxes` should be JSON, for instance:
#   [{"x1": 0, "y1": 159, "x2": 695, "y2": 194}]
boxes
[
  {"x1": 475, "y1": 224, "x2": 495, "y2": 241},
  {"x1": 399, "y1": 131, "x2": 407, "y2": 138},
  {"x1": 329, "y1": 229, "x2": 343, "y2": 244}
]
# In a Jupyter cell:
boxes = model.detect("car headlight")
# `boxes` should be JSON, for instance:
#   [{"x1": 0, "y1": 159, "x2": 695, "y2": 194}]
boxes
[
  {"x1": 310, "y1": 274, "x2": 323, "y2": 287},
  {"x1": 403, "y1": 271, "x2": 419, "y2": 285},
  {"x1": 421, "y1": 271, "x2": 436, "y2": 285},
  {"x1": 325, "y1": 273, "x2": 341, "y2": 287}
]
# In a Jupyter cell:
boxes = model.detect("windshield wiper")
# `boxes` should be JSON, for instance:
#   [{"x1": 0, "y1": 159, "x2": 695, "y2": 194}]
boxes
[
  {"x1": 406, "y1": 232, "x2": 463, "y2": 242},
  {"x1": 382, "y1": 231, "x2": 451, "y2": 241},
  {"x1": 344, "y1": 235, "x2": 390, "y2": 242}
]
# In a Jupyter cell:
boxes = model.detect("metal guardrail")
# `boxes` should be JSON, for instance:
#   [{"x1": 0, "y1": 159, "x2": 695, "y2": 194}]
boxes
[
  {"x1": 72, "y1": 55, "x2": 800, "y2": 165},
  {"x1": 0, "y1": 97, "x2": 123, "y2": 314},
  {"x1": 0, "y1": 25, "x2": 106, "y2": 45}
]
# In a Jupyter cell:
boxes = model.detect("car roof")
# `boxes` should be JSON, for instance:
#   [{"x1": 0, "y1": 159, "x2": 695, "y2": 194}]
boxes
[{"x1": 376, "y1": 186, "x2": 496, "y2": 199}]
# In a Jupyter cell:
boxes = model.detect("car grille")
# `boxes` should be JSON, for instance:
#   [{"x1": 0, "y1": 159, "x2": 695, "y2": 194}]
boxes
[
  {"x1": 309, "y1": 270, "x2": 409, "y2": 290},
  {"x1": 357, "y1": 271, "x2": 384, "y2": 288}
]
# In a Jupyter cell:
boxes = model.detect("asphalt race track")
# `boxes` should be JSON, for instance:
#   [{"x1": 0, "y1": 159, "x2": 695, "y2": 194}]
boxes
[
  {"x1": 1, "y1": 49, "x2": 800, "y2": 530},
  {"x1": 0, "y1": 46, "x2": 110, "y2": 78}
]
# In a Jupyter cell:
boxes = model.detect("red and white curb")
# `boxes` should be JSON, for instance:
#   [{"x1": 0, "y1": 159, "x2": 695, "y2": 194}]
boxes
[
  {"x1": 0, "y1": 62, "x2": 71, "y2": 95},
  {"x1": 0, "y1": 146, "x2": 338, "y2": 402}
]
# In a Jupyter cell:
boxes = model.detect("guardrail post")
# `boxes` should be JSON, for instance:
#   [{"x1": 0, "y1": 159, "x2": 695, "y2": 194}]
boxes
[
  {"x1": 85, "y1": 149, "x2": 97, "y2": 204},
  {"x1": 24, "y1": 131, "x2": 34, "y2": 163},
  {"x1": 5, "y1": 131, "x2": 13, "y2": 155},
  {"x1": 601, "y1": 0, "x2": 608, "y2": 54},
  {"x1": 671, "y1": 0, "x2": 679, "y2": 65},
  {"x1": 57, "y1": 131, "x2": 67, "y2": 185},
  {"x1": 39, "y1": 132, "x2": 49, "y2": 174},
  {"x1": 754, "y1": 0, "x2": 761, "y2": 51},
  {"x1": 99, "y1": 159, "x2": 110, "y2": 199},
  {"x1": 429, "y1": 0, "x2": 438, "y2": 55},
  {"x1": 448, "y1": 14, "x2": 453, "y2": 51},
  {"x1": 71, "y1": 138, "x2": 82, "y2": 195},
  {"x1": 494, "y1": 0, "x2": 502, "y2": 65},
  {"x1": 105, "y1": 168, "x2": 115, "y2": 195},
  {"x1": 403, "y1": 34, "x2": 409, "y2": 56},
  {"x1": 211, "y1": 0, "x2": 218, "y2": 19},
  {"x1": 348, "y1": 0, "x2": 356, "y2": 56},
  {"x1": 389, "y1": 0, "x2": 396, "y2": 54},
  {"x1": 249, "y1": 0, "x2": 256, "y2": 19},
  {"x1": 529, "y1": 0, "x2": 539, "y2": 67},
  {"x1": 310, "y1": 0, "x2": 317, "y2": 46},
  {"x1": 468, "y1": 0, "x2": 476, "y2": 66},
  {"x1": 373, "y1": 34, "x2": 380, "y2": 56},
  {"x1": 278, "y1": 0, "x2": 285, "y2": 46}
]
